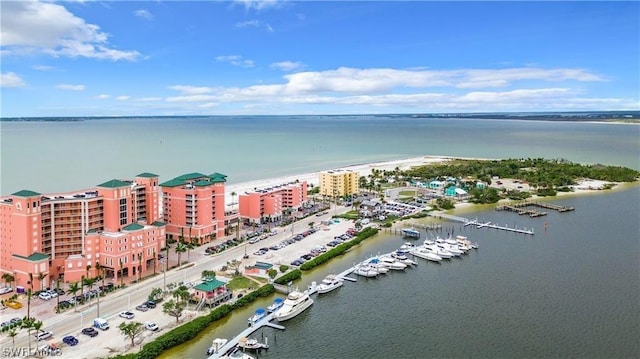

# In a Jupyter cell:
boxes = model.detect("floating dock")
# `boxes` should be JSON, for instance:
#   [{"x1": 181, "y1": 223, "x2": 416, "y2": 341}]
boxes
[{"x1": 207, "y1": 312, "x2": 285, "y2": 359}]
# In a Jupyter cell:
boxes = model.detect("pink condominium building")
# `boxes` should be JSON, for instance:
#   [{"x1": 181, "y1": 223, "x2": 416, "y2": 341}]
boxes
[
  {"x1": 238, "y1": 181, "x2": 308, "y2": 224},
  {"x1": 0, "y1": 173, "x2": 165, "y2": 289},
  {"x1": 160, "y1": 172, "x2": 227, "y2": 244}
]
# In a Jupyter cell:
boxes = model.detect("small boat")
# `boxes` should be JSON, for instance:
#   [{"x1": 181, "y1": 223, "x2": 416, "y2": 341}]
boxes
[
  {"x1": 206, "y1": 338, "x2": 228, "y2": 355},
  {"x1": 247, "y1": 308, "x2": 267, "y2": 326},
  {"x1": 401, "y1": 228, "x2": 420, "y2": 238},
  {"x1": 366, "y1": 258, "x2": 389, "y2": 274},
  {"x1": 399, "y1": 242, "x2": 416, "y2": 251},
  {"x1": 238, "y1": 337, "x2": 269, "y2": 351},
  {"x1": 266, "y1": 297, "x2": 284, "y2": 313},
  {"x1": 392, "y1": 251, "x2": 418, "y2": 266},
  {"x1": 274, "y1": 290, "x2": 314, "y2": 322},
  {"x1": 316, "y1": 274, "x2": 343, "y2": 294}
]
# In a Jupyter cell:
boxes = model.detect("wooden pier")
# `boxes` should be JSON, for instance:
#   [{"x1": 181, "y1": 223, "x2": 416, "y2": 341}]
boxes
[
  {"x1": 497, "y1": 201, "x2": 575, "y2": 213},
  {"x1": 496, "y1": 205, "x2": 547, "y2": 217}
]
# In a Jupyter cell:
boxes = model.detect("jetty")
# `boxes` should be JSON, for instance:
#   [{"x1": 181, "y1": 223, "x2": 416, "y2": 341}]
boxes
[
  {"x1": 497, "y1": 201, "x2": 575, "y2": 213},
  {"x1": 496, "y1": 205, "x2": 547, "y2": 217},
  {"x1": 207, "y1": 311, "x2": 285, "y2": 359},
  {"x1": 429, "y1": 213, "x2": 534, "y2": 235}
]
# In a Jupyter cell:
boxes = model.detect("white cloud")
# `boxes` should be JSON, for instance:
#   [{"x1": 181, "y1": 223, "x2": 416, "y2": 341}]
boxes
[
  {"x1": 234, "y1": 0, "x2": 283, "y2": 11},
  {"x1": 56, "y1": 83, "x2": 85, "y2": 91},
  {"x1": 1, "y1": 1, "x2": 141, "y2": 61},
  {"x1": 0, "y1": 72, "x2": 27, "y2": 88},
  {"x1": 236, "y1": 20, "x2": 260, "y2": 28},
  {"x1": 134, "y1": 9, "x2": 153, "y2": 20},
  {"x1": 116, "y1": 95, "x2": 130, "y2": 101},
  {"x1": 215, "y1": 55, "x2": 255, "y2": 68},
  {"x1": 166, "y1": 94, "x2": 218, "y2": 103},
  {"x1": 168, "y1": 85, "x2": 214, "y2": 95},
  {"x1": 32, "y1": 65, "x2": 54, "y2": 71},
  {"x1": 95, "y1": 94, "x2": 110, "y2": 99},
  {"x1": 270, "y1": 61, "x2": 304, "y2": 72},
  {"x1": 137, "y1": 97, "x2": 162, "y2": 102},
  {"x1": 265, "y1": 24, "x2": 274, "y2": 32}
]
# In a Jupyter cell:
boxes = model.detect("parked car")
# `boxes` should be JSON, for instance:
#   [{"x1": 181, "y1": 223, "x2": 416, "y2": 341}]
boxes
[
  {"x1": 135, "y1": 304, "x2": 149, "y2": 312},
  {"x1": 144, "y1": 321, "x2": 159, "y2": 331},
  {"x1": 81, "y1": 327, "x2": 99, "y2": 337},
  {"x1": 63, "y1": 335, "x2": 79, "y2": 346},
  {"x1": 9, "y1": 318, "x2": 21, "y2": 325},
  {"x1": 119, "y1": 311, "x2": 135, "y2": 319},
  {"x1": 0, "y1": 287, "x2": 13, "y2": 295},
  {"x1": 143, "y1": 300, "x2": 157, "y2": 309},
  {"x1": 34, "y1": 331, "x2": 53, "y2": 341},
  {"x1": 38, "y1": 292, "x2": 52, "y2": 300}
]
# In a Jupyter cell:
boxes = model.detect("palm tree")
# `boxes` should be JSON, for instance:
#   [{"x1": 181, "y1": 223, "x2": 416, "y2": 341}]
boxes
[
  {"x1": 22, "y1": 316, "x2": 35, "y2": 354},
  {"x1": 32, "y1": 320, "x2": 43, "y2": 350},
  {"x1": 37, "y1": 272, "x2": 45, "y2": 291},
  {"x1": 68, "y1": 281, "x2": 80, "y2": 312},
  {"x1": 152, "y1": 248, "x2": 157, "y2": 276},
  {"x1": 86, "y1": 264, "x2": 92, "y2": 280},
  {"x1": 83, "y1": 277, "x2": 96, "y2": 305},
  {"x1": 55, "y1": 278, "x2": 61, "y2": 313},
  {"x1": 27, "y1": 273, "x2": 33, "y2": 319},
  {"x1": 95, "y1": 261, "x2": 104, "y2": 317},
  {"x1": 118, "y1": 260, "x2": 124, "y2": 287},
  {"x1": 175, "y1": 241, "x2": 187, "y2": 267},
  {"x1": 1, "y1": 273, "x2": 15, "y2": 289},
  {"x1": 7, "y1": 328, "x2": 18, "y2": 348},
  {"x1": 137, "y1": 253, "x2": 143, "y2": 281}
]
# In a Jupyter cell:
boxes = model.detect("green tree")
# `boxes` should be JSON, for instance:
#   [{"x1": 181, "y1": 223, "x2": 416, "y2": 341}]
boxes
[
  {"x1": 175, "y1": 241, "x2": 187, "y2": 268},
  {"x1": 118, "y1": 321, "x2": 144, "y2": 348},
  {"x1": 162, "y1": 299, "x2": 186, "y2": 324},
  {"x1": 149, "y1": 287, "x2": 163, "y2": 302},
  {"x1": 1, "y1": 273, "x2": 15, "y2": 289},
  {"x1": 82, "y1": 277, "x2": 96, "y2": 305},
  {"x1": 68, "y1": 281, "x2": 81, "y2": 312},
  {"x1": 36, "y1": 272, "x2": 45, "y2": 291},
  {"x1": 32, "y1": 320, "x2": 43, "y2": 350},
  {"x1": 201, "y1": 270, "x2": 216, "y2": 281},
  {"x1": 267, "y1": 269, "x2": 277, "y2": 279},
  {"x1": 172, "y1": 287, "x2": 190, "y2": 305},
  {"x1": 226, "y1": 259, "x2": 242, "y2": 277},
  {"x1": 7, "y1": 328, "x2": 18, "y2": 348}
]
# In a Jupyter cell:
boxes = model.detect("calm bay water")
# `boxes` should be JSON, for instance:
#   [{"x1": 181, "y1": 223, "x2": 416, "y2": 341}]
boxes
[
  {"x1": 1, "y1": 116, "x2": 639, "y2": 195},
  {"x1": 1, "y1": 116, "x2": 638, "y2": 358},
  {"x1": 163, "y1": 187, "x2": 639, "y2": 359}
]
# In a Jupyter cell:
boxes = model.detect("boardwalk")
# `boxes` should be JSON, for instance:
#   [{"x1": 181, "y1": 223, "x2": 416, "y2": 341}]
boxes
[
  {"x1": 496, "y1": 205, "x2": 547, "y2": 217},
  {"x1": 499, "y1": 201, "x2": 575, "y2": 213}
]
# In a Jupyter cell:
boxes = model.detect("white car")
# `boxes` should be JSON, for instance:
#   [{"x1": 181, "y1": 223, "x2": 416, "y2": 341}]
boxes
[
  {"x1": 38, "y1": 292, "x2": 52, "y2": 300},
  {"x1": 119, "y1": 311, "x2": 135, "y2": 319},
  {"x1": 144, "y1": 321, "x2": 159, "y2": 331},
  {"x1": 0, "y1": 287, "x2": 12, "y2": 295}
]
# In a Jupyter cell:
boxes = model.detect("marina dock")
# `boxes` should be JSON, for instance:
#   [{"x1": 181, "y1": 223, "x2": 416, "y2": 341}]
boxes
[
  {"x1": 429, "y1": 213, "x2": 534, "y2": 235},
  {"x1": 207, "y1": 312, "x2": 285, "y2": 359},
  {"x1": 497, "y1": 201, "x2": 575, "y2": 213}
]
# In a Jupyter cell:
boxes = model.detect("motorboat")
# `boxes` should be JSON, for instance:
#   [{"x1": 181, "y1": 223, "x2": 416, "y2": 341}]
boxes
[
  {"x1": 247, "y1": 308, "x2": 267, "y2": 326},
  {"x1": 365, "y1": 258, "x2": 389, "y2": 274},
  {"x1": 411, "y1": 247, "x2": 442, "y2": 262},
  {"x1": 316, "y1": 274, "x2": 343, "y2": 294},
  {"x1": 222, "y1": 348, "x2": 256, "y2": 359},
  {"x1": 427, "y1": 244, "x2": 453, "y2": 259},
  {"x1": 238, "y1": 337, "x2": 269, "y2": 351},
  {"x1": 379, "y1": 255, "x2": 408, "y2": 270},
  {"x1": 391, "y1": 251, "x2": 418, "y2": 266},
  {"x1": 354, "y1": 263, "x2": 378, "y2": 278},
  {"x1": 266, "y1": 297, "x2": 284, "y2": 313},
  {"x1": 399, "y1": 242, "x2": 416, "y2": 251},
  {"x1": 401, "y1": 228, "x2": 420, "y2": 238},
  {"x1": 273, "y1": 290, "x2": 314, "y2": 322},
  {"x1": 456, "y1": 235, "x2": 478, "y2": 250},
  {"x1": 206, "y1": 338, "x2": 228, "y2": 355}
]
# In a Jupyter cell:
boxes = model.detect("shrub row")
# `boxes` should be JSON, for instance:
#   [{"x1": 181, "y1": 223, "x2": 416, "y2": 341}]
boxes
[
  {"x1": 110, "y1": 284, "x2": 275, "y2": 359},
  {"x1": 273, "y1": 269, "x2": 302, "y2": 285},
  {"x1": 299, "y1": 227, "x2": 379, "y2": 271}
]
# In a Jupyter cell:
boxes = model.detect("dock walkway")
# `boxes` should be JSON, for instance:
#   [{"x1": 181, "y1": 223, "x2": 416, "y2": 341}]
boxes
[{"x1": 429, "y1": 213, "x2": 534, "y2": 235}]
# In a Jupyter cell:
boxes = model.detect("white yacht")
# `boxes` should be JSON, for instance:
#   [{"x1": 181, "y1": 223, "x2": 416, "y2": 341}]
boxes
[
  {"x1": 399, "y1": 242, "x2": 416, "y2": 251},
  {"x1": 354, "y1": 263, "x2": 378, "y2": 278},
  {"x1": 379, "y1": 255, "x2": 408, "y2": 270},
  {"x1": 365, "y1": 258, "x2": 389, "y2": 274},
  {"x1": 316, "y1": 274, "x2": 344, "y2": 294},
  {"x1": 391, "y1": 251, "x2": 418, "y2": 266},
  {"x1": 273, "y1": 290, "x2": 314, "y2": 322},
  {"x1": 411, "y1": 247, "x2": 442, "y2": 262}
]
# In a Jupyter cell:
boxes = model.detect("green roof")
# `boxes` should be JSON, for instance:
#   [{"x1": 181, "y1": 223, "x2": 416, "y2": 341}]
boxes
[
  {"x1": 122, "y1": 223, "x2": 144, "y2": 231},
  {"x1": 151, "y1": 221, "x2": 166, "y2": 227},
  {"x1": 136, "y1": 172, "x2": 159, "y2": 178},
  {"x1": 13, "y1": 252, "x2": 50, "y2": 262},
  {"x1": 209, "y1": 172, "x2": 227, "y2": 183},
  {"x1": 97, "y1": 179, "x2": 130, "y2": 188},
  {"x1": 194, "y1": 279, "x2": 226, "y2": 292},
  {"x1": 174, "y1": 172, "x2": 207, "y2": 181},
  {"x1": 87, "y1": 228, "x2": 99, "y2": 234},
  {"x1": 12, "y1": 190, "x2": 41, "y2": 197},
  {"x1": 159, "y1": 179, "x2": 186, "y2": 187},
  {"x1": 194, "y1": 180, "x2": 212, "y2": 187}
]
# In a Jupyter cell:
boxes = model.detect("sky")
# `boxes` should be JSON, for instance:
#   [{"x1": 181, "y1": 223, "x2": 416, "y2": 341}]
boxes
[{"x1": 0, "y1": 0, "x2": 639, "y2": 117}]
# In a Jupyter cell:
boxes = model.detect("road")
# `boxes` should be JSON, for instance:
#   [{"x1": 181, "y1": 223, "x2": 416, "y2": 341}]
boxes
[{"x1": 1, "y1": 204, "x2": 350, "y2": 350}]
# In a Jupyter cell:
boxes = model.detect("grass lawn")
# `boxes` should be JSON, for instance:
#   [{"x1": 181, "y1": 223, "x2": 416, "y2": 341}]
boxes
[
  {"x1": 399, "y1": 190, "x2": 417, "y2": 196},
  {"x1": 225, "y1": 276, "x2": 252, "y2": 291}
]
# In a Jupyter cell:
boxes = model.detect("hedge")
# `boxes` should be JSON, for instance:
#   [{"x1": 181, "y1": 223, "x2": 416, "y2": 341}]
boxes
[
  {"x1": 273, "y1": 269, "x2": 302, "y2": 285},
  {"x1": 299, "y1": 227, "x2": 379, "y2": 271}
]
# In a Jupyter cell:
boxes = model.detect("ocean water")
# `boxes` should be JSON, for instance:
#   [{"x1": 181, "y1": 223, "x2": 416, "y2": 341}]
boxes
[{"x1": 1, "y1": 116, "x2": 639, "y2": 195}]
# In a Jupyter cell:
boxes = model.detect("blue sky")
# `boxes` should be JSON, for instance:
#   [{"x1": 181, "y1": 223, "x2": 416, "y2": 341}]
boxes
[{"x1": 1, "y1": 0, "x2": 638, "y2": 117}]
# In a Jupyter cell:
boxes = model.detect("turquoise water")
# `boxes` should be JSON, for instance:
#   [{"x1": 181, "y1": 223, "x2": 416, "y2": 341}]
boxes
[{"x1": 1, "y1": 116, "x2": 638, "y2": 195}]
